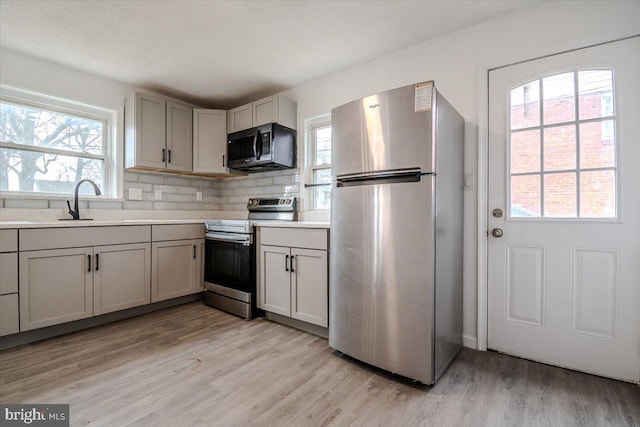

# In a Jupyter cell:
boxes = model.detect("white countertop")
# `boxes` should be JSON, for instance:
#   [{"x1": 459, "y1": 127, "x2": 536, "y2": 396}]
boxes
[
  {"x1": 0, "y1": 219, "x2": 207, "y2": 229},
  {"x1": 0, "y1": 219, "x2": 330, "y2": 230},
  {"x1": 252, "y1": 220, "x2": 330, "y2": 229}
]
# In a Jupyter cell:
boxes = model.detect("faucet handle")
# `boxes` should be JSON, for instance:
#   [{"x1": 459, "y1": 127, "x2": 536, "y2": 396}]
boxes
[{"x1": 67, "y1": 200, "x2": 78, "y2": 220}]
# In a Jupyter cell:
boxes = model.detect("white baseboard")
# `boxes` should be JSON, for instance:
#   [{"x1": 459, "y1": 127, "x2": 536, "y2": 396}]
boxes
[{"x1": 463, "y1": 334, "x2": 478, "y2": 350}]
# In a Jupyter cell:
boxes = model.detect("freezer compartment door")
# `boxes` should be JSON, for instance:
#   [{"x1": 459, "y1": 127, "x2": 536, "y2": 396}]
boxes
[
  {"x1": 329, "y1": 175, "x2": 435, "y2": 384},
  {"x1": 331, "y1": 83, "x2": 434, "y2": 177}
]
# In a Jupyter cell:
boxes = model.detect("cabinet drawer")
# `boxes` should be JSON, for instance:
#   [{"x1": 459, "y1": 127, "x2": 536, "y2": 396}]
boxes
[
  {"x1": 152, "y1": 224, "x2": 204, "y2": 241},
  {"x1": 20, "y1": 226, "x2": 151, "y2": 251},
  {"x1": 0, "y1": 229, "x2": 18, "y2": 252},
  {"x1": 0, "y1": 253, "x2": 18, "y2": 294},
  {"x1": 0, "y1": 294, "x2": 20, "y2": 336},
  {"x1": 260, "y1": 227, "x2": 327, "y2": 250}
]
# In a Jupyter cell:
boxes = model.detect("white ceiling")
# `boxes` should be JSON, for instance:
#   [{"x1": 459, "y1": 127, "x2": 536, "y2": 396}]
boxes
[{"x1": 0, "y1": 0, "x2": 538, "y2": 108}]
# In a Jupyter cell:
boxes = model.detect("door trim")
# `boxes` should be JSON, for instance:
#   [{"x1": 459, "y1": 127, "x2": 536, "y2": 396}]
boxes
[{"x1": 477, "y1": 35, "x2": 639, "y2": 352}]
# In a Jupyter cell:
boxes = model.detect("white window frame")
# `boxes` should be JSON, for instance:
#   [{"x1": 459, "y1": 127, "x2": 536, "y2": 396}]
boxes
[
  {"x1": 304, "y1": 114, "x2": 332, "y2": 211},
  {"x1": 0, "y1": 85, "x2": 122, "y2": 199}
]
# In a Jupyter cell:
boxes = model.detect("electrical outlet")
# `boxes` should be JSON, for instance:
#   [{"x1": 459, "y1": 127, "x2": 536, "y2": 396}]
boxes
[
  {"x1": 128, "y1": 188, "x2": 142, "y2": 200},
  {"x1": 155, "y1": 189, "x2": 162, "y2": 200},
  {"x1": 196, "y1": 191, "x2": 203, "y2": 202}
]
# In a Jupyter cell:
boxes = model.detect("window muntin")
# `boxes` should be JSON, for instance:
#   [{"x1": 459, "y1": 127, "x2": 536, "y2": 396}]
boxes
[
  {"x1": 307, "y1": 116, "x2": 332, "y2": 210},
  {"x1": 509, "y1": 69, "x2": 616, "y2": 219},
  {"x1": 0, "y1": 88, "x2": 116, "y2": 198}
]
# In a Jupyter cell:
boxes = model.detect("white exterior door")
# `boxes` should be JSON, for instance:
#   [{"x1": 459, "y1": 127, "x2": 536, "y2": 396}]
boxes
[{"x1": 487, "y1": 37, "x2": 640, "y2": 382}]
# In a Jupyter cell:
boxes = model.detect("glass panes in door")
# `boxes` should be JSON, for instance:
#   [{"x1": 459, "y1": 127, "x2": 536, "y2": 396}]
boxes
[{"x1": 509, "y1": 69, "x2": 616, "y2": 218}]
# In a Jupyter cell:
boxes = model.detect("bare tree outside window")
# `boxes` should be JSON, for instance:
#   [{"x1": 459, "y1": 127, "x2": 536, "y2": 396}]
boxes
[{"x1": 0, "y1": 101, "x2": 106, "y2": 195}]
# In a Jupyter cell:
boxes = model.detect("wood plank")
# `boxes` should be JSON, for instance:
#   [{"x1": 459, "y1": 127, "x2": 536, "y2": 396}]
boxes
[{"x1": 0, "y1": 302, "x2": 638, "y2": 426}]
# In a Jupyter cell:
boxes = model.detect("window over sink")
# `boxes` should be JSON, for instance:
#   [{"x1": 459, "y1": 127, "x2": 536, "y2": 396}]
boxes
[{"x1": 0, "y1": 85, "x2": 120, "y2": 199}]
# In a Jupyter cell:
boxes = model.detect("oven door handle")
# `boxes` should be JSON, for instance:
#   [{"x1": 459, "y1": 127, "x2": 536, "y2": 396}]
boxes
[{"x1": 205, "y1": 232, "x2": 253, "y2": 245}]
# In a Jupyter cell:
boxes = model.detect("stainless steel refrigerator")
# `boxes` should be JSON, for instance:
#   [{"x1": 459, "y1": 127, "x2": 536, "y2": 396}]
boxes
[{"x1": 329, "y1": 81, "x2": 464, "y2": 385}]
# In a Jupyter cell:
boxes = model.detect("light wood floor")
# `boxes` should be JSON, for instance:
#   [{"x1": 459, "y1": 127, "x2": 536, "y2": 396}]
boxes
[{"x1": 1, "y1": 302, "x2": 638, "y2": 427}]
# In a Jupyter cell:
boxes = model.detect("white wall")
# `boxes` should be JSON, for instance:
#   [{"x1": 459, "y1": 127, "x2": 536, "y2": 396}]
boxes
[
  {"x1": 0, "y1": 48, "x2": 133, "y2": 113},
  {"x1": 283, "y1": 1, "x2": 640, "y2": 348}
]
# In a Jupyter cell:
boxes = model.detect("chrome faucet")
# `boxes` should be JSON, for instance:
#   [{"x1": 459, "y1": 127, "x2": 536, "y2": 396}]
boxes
[{"x1": 67, "y1": 179, "x2": 101, "y2": 220}]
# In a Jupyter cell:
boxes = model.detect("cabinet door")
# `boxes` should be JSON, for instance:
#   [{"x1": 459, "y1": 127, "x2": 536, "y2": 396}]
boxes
[
  {"x1": 0, "y1": 252, "x2": 18, "y2": 294},
  {"x1": 291, "y1": 248, "x2": 328, "y2": 327},
  {"x1": 0, "y1": 294, "x2": 19, "y2": 336},
  {"x1": 152, "y1": 240, "x2": 198, "y2": 302},
  {"x1": 253, "y1": 95, "x2": 277, "y2": 127},
  {"x1": 193, "y1": 109, "x2": 227, "y2": 174},
  {"x1": 166, "y1": 102, "x2": 193, "y2": 172},
  {"x1": 19, "y1": 248, "x2": 93, "y2": 331},
  {"x1": 94, "y1": 243, "x2": 151, "y2": 315},
  {"x1": 136, "y1": 92, "x2": 166, "y2": 169},
  {"x1": 228, "y1": 103, "x2": 253, "y2": 133},
  {"x1": 258, "y1": 245, "x2": 291, "y2": 316}
]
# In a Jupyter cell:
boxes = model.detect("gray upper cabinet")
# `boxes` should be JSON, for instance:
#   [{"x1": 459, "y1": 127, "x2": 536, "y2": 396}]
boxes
[
  {"x1": 193, "y1": 109, "x2": 227, "y2": 174},
  {"x1": 166, "y1": 102, "x2": 193, "y2": 172},
  {"x1": 227, "y1": 94, "x2": 297, "y2": 133},
  {"x1": 126, "y1": 92, "x2": 193, "y2": 172},
  {"x1": 227, "y1": 103, "x2": 253, "y2": 134}
]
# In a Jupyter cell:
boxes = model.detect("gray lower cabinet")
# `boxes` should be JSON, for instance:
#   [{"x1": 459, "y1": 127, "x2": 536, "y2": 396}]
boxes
[
  {"x1": 151, "y1": 239, "x2": 203, "y2": 302},
  {"x1": 257, "y1": 227, "x2": 329, "y2": 328},
  {"x1": 260, "y1": 245, "x2": 291, "y2": 316},
  {"x1": 94, "y1": 243, "x2": 151, "y2": 315},
  {"x1": 1, "y1": 230, "x2": 20, "y2": 336},
  {"x1": 0, "y1": 294, "x2": 19, "y2": 336},
  {"x1": 20, "y1": 247, "x2": 94, "y2": 330},
  {"x1": 17, "y1": 225, "x2": 153, "y2": 332},
  {"x1": 19, "y1": 243, "x2": 152, "y2": 330},
  {"x1": 151, "y1": 224, "x2": 204, "y2": 301}
]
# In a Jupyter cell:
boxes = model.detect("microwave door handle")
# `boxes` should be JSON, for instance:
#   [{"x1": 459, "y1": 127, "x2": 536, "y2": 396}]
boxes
[
  {"x1": 252, "y1": 131, "x2": 260, "y2": 160},
  {"x1": 257, "y1": 134, "x2": 263, "y2": 159}
]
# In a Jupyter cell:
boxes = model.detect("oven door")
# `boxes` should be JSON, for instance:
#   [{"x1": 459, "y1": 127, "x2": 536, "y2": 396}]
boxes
[{"x1": 204, "y1": 235, "x2": 255, "y2": 294}]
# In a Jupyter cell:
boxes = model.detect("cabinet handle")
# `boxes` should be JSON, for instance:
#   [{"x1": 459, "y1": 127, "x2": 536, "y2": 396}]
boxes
[
  {"x1": 193, "y1": 244, "x2": 196, "y2": 259},
  {"x1": 290, "y1": 255, "x2": 295, "y2": 273},
  {"x1": 162, "y1": 148, "x2": 166, "y2": 163},
  {"x1": 87, "y1": 254, "x2": 92, "y2": 272},
  {"x1": 168, "y1": 149, "x2": 172, "y2": 163},
  {"x1": 285, "y1": 254, "x2": 289, "y2": 272},
  {"x1": 222, "y1": 154, "x2": 225, "y2": 167},
  {"x1": 96, "y1": 253, "x2": 100, "y2": 271}
]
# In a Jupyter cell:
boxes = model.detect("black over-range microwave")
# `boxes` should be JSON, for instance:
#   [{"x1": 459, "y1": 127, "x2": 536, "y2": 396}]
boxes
[{"x1": 227, "y1": 123, "x2": 296, "y2": 172}]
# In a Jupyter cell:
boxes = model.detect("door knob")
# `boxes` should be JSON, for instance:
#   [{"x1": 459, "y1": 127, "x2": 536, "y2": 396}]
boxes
[{"x1": 492, "y1": 228, "x2": 503, "y2": 238}]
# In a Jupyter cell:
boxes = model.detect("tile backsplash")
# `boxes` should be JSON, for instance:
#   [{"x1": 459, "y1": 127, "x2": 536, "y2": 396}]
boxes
[
  {"x1": 123, "y1": 172, "x2": 220, "y2": 210},
  {"x1": 0, "y1": 169, "x2": 300, "y2": 213},
  {"x1": 217, "y1": 169, "x2": 300, "y2": 211}
]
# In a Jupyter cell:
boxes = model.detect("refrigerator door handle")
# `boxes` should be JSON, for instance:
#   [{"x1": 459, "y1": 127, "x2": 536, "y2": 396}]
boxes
[{"x1": 336, "y1": 170, "x2": 434, "y2": 187}]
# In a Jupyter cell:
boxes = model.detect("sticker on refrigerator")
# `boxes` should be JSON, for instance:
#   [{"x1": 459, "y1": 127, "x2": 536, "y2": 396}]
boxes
[{"x1": 415, "y1": 82, "x2": 433, "y2": 112}]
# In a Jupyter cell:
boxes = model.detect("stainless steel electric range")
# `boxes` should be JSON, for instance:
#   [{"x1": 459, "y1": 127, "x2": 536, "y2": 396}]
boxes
[{"x1": 202, "y1": 197, "x2": 297, "y2": 319}]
